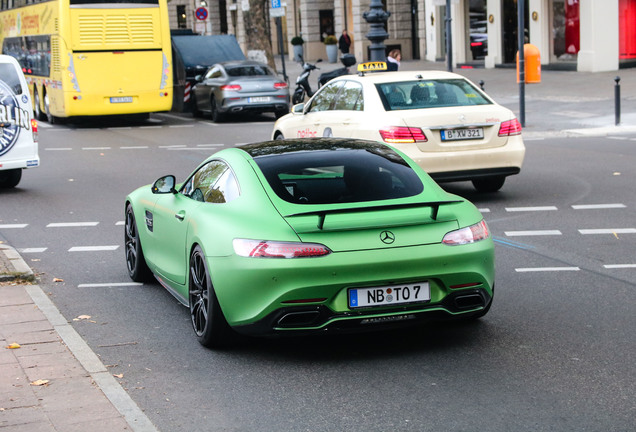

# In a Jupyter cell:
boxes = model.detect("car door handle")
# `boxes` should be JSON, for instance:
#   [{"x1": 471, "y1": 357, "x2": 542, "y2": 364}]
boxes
[{"x1": 175, "y1": 211, "x2": 185, "y2": 221}]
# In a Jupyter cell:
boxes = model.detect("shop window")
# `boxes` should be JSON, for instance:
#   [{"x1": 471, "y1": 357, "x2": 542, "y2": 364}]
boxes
[
  {"x1": 619, "y1": 0, "x2": 636, "y2": 60},
  {"x1": 552, "y1": 0, "x2": 579, "y2": 62},
  {"x1": 177, "y1": 5, "x2": 187, "y2": 29}
]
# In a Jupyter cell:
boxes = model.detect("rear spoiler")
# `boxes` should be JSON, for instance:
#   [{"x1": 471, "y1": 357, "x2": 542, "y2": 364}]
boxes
[{"x1": 286, "y1": 200, "x2": 463, "y2": 230}]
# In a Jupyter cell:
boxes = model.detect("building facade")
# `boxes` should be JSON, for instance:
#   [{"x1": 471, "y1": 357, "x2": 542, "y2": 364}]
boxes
[{"x1": 166, "y1": 0, "x2": 636, "y2": 72}]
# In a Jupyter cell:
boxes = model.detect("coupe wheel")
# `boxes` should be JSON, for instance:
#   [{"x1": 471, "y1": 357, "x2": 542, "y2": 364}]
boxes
[
  {"x1": 0, "y1": 169, "x2": 21, "y2": 188},
  {"x1": 472, "y1": 175, "x2": 506, "y2": 193},
  {"x1": 211, "y1": 98, "x2": 225, "y2": 123},
  {"x1": 191, "y1": 93, "x2": 202, "y2": 118},
  {"x1": 189, "y1": 245, "x2": 232, "y2": 347},
  {"x1": 125, "y1": 204, "x2": 152, "y2": 282}
]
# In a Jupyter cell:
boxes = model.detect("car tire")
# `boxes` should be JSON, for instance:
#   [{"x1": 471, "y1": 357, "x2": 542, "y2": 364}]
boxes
[
  {"x1": 191, "y1": 94, "x2": 202, "y2": 118},
  {"x1": 33, "y1": 87, "x2": 46, "y2": 121},
  {"x1": 0, "y1": 169, "x2": 22, "y2": 188},
  {"x1": 211, "y1": 98, "x2": 225, "y2": 123},
  {"x1": 274, "y1": 132, "x2": 285, "y2": 140},
  {"x1": 472, "y1": 176, "x2": 505, "y2": 193},
  {"x1": 189, "y1": 245, "x2": 232, "y2": 348},
  {"x1": 124, "y1": 203, "x2": 152, "y2": 282}
]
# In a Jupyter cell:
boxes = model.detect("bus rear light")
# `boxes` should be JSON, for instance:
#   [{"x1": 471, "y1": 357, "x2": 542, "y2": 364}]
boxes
[
  {"x1": 221, "y1": 84, "x2": 241, "y2": 91},
  {"x1": 379, "y1": 126, "x2": 427, "y2": 143},
  {"x1": 498, "y1": 118, "x2": 522, "y2": 136}
]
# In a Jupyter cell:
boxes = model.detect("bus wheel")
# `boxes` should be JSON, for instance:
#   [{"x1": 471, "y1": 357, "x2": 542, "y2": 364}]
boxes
[
  {"x1": 44, "y1": 91, "x2": 57, "y2": 124},
  {"x1": 33, "y1": 87, "x2": 46, "y2": 121}
]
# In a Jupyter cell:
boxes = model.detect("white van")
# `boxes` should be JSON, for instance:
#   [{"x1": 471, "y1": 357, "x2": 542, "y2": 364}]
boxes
[{"x1": 0, "y1": 55, "x2": 39, "y2": 188}]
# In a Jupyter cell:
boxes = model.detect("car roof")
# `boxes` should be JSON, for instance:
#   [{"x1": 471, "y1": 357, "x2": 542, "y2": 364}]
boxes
[
  {"x1": 218, "y1": 60, "x2": 270, "y2": 68},
  {"x1": 335, "y1": 70, "x2": 469, "y2": 84},
  {"x1": 239, "y1": 138, "x2": 394, "y2": 159}
]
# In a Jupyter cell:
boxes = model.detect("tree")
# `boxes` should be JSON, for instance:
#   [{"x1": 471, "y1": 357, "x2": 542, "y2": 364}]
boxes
[{"x1": 243, "y1": 0, "x2": 275, "y2": 69}]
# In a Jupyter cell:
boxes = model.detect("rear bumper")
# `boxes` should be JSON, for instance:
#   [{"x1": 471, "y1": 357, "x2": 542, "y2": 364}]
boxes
[
  {"x1": 221, "y1": 98, "x2": 290, "y2": 114},
  {"x1": 430, "y1": 166, "x2": 520, "y2": 183}
]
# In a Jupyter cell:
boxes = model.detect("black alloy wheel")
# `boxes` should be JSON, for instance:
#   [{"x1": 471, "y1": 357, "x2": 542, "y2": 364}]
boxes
[
  {"x1": 189, "y1": 245, "x2": 232, "y2": 347},
  {"x1": 125, "y1": 204, "x2": 151, "y2": 282}
]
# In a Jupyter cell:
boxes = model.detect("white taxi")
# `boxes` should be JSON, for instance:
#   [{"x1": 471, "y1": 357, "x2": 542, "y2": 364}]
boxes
[
  {"x1": 272, "y1": 63, "x2": 525, "y2": 192},
  {"x1": 0, "y1": 55, "x2": 39, "y2": 188}
]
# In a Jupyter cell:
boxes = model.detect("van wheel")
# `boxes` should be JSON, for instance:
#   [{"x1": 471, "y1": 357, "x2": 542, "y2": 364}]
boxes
[
  {"x1": 33, "y1": 88, "x2": 46, "y2": 121},
  {"x1": 0, "y1": 169, "x2": 22, "y2": 188}
]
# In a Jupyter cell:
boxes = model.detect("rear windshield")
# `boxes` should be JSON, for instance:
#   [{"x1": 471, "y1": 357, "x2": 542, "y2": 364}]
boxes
[
  {"x1": 226, "y1": 65, "x2": 273, "y2": 77},
  {"x1": 247, "y1": 141, "x2": 424, "y2": 204},
  {"x1": 376, "y1": 79, "x2": 491, "y2": 111}
]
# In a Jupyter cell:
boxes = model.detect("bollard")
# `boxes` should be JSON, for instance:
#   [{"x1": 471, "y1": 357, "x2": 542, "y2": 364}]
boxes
[
  {"x1": 479, "y1": 80, "x2": 485, "y2": 91},
  {"x1": 614, "y1": 76, "x2": 621, "y2": 126}
]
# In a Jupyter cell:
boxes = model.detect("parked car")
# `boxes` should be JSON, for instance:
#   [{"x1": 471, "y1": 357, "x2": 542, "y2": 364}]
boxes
[
  {"x1": 272, "y1": 65, "x2": 525, "y2": 192},
  {"x1": 191, "y1": 60, "x2": 290, "y2": 122},
  {"x1": 125, "y1": 138, "x2": 495, "y2": 348},
  {"x1": 0, "y1": 54, "x2": 38, "y2": 188}
]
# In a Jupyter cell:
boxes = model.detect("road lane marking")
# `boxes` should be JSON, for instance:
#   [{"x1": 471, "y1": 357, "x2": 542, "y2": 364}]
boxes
[
  {"x1": 572, "y1": 204, "x2": 626, "y2": 209},
  {"x1": 78, "y1": 282, "x2": 144, "y2": 288},
  {"x1": 159, "y1": 144, "x2": 186, "y2": 148},
  {"x1": 82, "y1": 147, "x2": 111, "y2": 150},
  {"x1": 120, "y1": 146, "x2": 149, "y2": 150},
  {"x1": 45, "y1": 147, "x2": 72, "y2": 151},
  {"x1": 478, "y1": 208, "x2": 490, "y2": 213},
  {"x1": 68, "y1": 246, "x2": 119, "y2": 252},
  {"x1": 516, "y1": 267, "x2": 580, "y2": 272},
  {"x1": 604, "y1": 264, "x2": 636, "y2": 269},
  {"x1": 116, "y1": 221, "x2": 124, "y2": 226},
  {"x1": 47, "y1": 222, "x2": 99, "y2": 227},
  {"x1": 579, "y1": 228, "x2": 636, "y2": 234},
  {"x1": 168, "y1": 125, "x2": 194, "y2": 128},
  {"x1": 0, "y1": 224, "x2": 28, "y2": 228},
  {"x1": 18, "y1": 248, "x2": 47, "y2": 253},
  {"x1": 505, "y1": 206, "x2": 558, "y2": 212},
  {"x1": 197, "y1": 144, "x2": 225, "y2": 147},
  {"x1": 505, "y1": 230, "x2": 562, "y2": 236}
]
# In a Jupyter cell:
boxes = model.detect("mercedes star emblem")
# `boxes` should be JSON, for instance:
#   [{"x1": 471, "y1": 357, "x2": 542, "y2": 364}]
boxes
[{"x1": 380, "y1": 231, "x2": 395, "y2": 244}]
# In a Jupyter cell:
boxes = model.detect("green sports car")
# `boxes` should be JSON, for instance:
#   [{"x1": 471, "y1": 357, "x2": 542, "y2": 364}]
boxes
[{"x1": 125, "y1": 138, "x2": 494, "y2": 348}]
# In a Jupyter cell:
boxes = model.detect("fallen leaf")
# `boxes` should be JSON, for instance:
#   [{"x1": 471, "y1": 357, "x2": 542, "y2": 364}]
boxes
[
  {"x1": 53, "y1": 278, "x2": 64, "y2": 283},
  {"x1": 5, "y1": 343, "x2": 21, "y2": 349},
  {"x1": 113, "y1": 373, "x2": 124, "y2": 378},
  {"x1": 30, "y1": 379, "x2": 50, "y2": 386}
]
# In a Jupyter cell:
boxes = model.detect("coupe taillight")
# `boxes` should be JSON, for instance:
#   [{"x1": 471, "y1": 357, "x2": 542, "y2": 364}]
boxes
[
  {"x1": 274, "y1": 82, "x2": 288, "y2": 89},
  {"x1": 233, "y1": 239, "x2": 332, "y2": 258},
  {"x1": 442, "y1": 220, "x2": 490, "y2": 245},
  {"x1": 221, "y1": 84, "x2": 241, "y2": 91},
  {"x1": 498, "y1": 118, "x2": 522, "y2": 136},
  {"x1": 379, "y1": 126, "x2": 427, "y2": 143}
]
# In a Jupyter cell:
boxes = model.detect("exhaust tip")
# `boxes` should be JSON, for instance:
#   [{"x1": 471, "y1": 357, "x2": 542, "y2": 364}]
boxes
[
  {"x1": 454, "y1": 293, "x2": 485, "y2": 310},
  {"x1": 277, "y1": 311, "x2": 320, "y2": 328}
]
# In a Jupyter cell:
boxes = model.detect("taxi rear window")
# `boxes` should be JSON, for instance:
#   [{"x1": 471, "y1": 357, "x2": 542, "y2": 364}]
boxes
[
  {"x1": 376, "y1": 79, "x2": 491, "y2": 111},
  {"x1": 0, "y1": 63, "x2": 23, "y2": 95},
  {"x1": 246, "y1": 140, "x2": 424, "y2": 204}
]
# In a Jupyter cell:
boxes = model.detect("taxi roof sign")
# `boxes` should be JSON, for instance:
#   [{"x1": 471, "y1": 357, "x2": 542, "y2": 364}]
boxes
[{"x1": 357, "y1": 62, "x2": 388, "y2": 73}]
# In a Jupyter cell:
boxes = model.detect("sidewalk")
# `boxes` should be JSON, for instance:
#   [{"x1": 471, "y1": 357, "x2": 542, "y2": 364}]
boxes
[
  {"x1": 0, "y1": 241, "x2": 157, "y2": 432},
  {"x1": 276, "y1": 56, "x2": 636, "y2": 138}
]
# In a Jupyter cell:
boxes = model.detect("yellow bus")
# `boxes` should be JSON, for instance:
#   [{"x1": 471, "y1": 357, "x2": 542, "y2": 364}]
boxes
[{"x1": 0, "y1": 0, "x2": 172, "y2": 123}]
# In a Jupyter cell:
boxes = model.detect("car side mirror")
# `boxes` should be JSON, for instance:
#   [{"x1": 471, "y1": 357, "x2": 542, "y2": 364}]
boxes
[
  {"x1": 152, "y1": 175, "x2": 176, "y2": 194},
  {"x1": 194, "y1": 75, "x2": 203, "y2": 83},
  {"x1": 292, "y1": 103, "x2": 305, "y2": 114}
]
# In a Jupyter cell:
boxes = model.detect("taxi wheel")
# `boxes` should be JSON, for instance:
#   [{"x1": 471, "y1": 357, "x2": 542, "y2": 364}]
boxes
[
  {"x1": 211, "y1": 98, "x2": 225, "y2": 123},
  {"x1": 274, "y1": 132, "x2": 285, "y2": 140},
  {"x1": 124, "y1": 204, "x2": 152, "y2": 282},
  {"x1": 189, "y1": 245, "x2": 232, "y2": 348},
  {"x1": 472, "y1": 176, "x2": 505, "y2": 193},
  {"x1": 0, "y1": 169, "x2": 21, "y2": 188}
]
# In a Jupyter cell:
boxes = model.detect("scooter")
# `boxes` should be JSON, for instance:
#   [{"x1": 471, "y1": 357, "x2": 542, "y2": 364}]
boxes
[
  {"x1": 292, "y1": 57, "x2": 321, "y2": 105},
  {"x1": 317, "y1": 54, "x2": 357, "y2": 87}
]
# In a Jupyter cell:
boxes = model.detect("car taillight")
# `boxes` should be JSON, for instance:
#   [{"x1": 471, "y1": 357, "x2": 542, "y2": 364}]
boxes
[
  {"x1": 379, "y1": 126, "x2": 427, "y2": 143},
  {"x1": 442, "y1": 220, "x2": 490, "y2": 245},
  {"x1": 233, "y1": 239, "x2": 332, "y2": 258},
  {"x1": 31, "y1": 119, "x2": 38, "y2": 143},
  {"x1": 221, "y1": 84, "x2": 241, "y2": 91},
  {"x1": 274, "y1": 82, "x2": 288, "y2": 89},
  {"x1": 498, "y1": 118, "x2": 522, "y2": 136}
]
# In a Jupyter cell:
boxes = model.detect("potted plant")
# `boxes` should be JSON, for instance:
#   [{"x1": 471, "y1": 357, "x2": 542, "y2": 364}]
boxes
[
  {"x1": 324, "y1": 35, "x2": 338, "y2": 63},
  {"x1": 291, "y1": 36, "x2": 304, "y2": 62}
]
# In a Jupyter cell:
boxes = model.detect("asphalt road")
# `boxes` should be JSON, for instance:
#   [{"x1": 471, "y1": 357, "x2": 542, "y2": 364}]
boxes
[{"x1": 1, "y1": 113, "x2": 635, "y2": 431}]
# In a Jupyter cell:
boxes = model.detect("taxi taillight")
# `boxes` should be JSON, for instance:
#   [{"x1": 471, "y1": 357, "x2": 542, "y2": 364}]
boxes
[
  {"x1": 379, "y1": 126, "x2": 427, "y2": 144},
  {"x1": 498, "y1": 118, "x2": 522, "y2": 136},
  {"x1": 31, "y1": 119, "x2": 38, "y2": 143}
]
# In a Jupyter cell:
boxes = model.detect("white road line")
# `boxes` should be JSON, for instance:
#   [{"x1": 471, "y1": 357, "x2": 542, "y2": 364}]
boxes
[
  {"x1": 572, "y1": 204, "x2": 626, "y2": 209},
  {"x1": 82, "y1": 147, "x2": 111, "y2": 150},
  {"x1": 604, "y1": 264, "x2": 636, "y2": 269},
  {"x1": 505, "y1": 206, "x2": 558, "y2": 212},
  {"x1": 159, "y1": 144, "x2": 186, "y2": 148},
  {"x1": 505, "y1": 230, "x2": 562, "y2": 236},
  {"x1": 516, "y1": 267, "x2": 580, "y2": 272},
  {"x1": 120, "y1": 146, "x2": 149, "y2": 150},
  {"x1": 115, "y1": 221, "x2": 124, "y2": 226},
  {"x1": 139, "y1": 126, "x2": 162, "y2": 129},
  {"x1": 166, "y1": 147, "x2": 210, "y2": 151},
  {"x1": 45, "y1": 147, "x2": 73, "y2": 151},
  {"x1": 579, "y1": 228, "x2": 636, "y2": 235},
  {"x1": 608, "y1": 136, "x2": 629, "y2": 140},
  {"x1": 68, "y1": 246, "x2": 119, "y2": 252},
  {"x1": 157, "y1": 112, "x2": 196, "y2": 122},
  {"x1": 478, "y1": 208, "x2": 490, "y2": 213},
  {"x1": 78, "y1": 282, "x2": 144, "y2": 288},
  {"x1": 106, "y1": 127, "x2": 132, "y2": 130},
  {"x1": 168, "y1": 125, "x2": 194, "y2": 128},
  {"x1": 196, "y1": 144, "x2": 225, "y2": 147},
  {"x1": 18, "y1": 248, "x2": 47, "y2": 253},
  {"x1": 0, "y1": 224, "x2": 28, "y2": 228},
  {"x1": 47, "y1": 222, "x2": 99, "y2": 227}
]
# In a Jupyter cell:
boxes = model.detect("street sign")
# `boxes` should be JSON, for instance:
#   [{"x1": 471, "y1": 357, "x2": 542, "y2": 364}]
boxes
[
  {"x1": 195, "y1": 7, "x2": 208, "y2": 21},
  {"x1": 271, "y1": 0, "x2": 281, "y2": 8}
]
